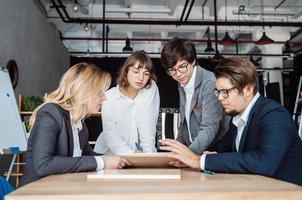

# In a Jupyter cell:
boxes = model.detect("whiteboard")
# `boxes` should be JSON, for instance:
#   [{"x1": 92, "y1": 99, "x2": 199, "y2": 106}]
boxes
[{"x1": 0, "y1": 67, "x2": 27, "y2": 152}]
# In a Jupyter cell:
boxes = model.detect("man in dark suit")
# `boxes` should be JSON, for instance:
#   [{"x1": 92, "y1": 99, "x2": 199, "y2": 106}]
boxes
[{"x1": 160, "y1": 57, "x2": 302, "y2": 185}]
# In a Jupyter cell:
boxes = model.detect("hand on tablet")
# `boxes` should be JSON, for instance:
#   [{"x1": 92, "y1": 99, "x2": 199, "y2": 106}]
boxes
[
  {"x1": 102, "y1": 155, "x2": 132, "y2": 169},
  {"x1": 159, "y1": 139, "x2": 200, "y2": 169},
  {"x1": 168, "y1": 159, "x2": 188, "y2": 168}
]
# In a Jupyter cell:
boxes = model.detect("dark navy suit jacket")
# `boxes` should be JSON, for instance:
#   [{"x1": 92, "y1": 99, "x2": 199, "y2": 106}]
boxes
[
  {"x1": 20, "y1": 103, "x2": 99, "y2": 186},
  {"x1": 206, "y1": 96, "x2": 302, "y2": 185}
]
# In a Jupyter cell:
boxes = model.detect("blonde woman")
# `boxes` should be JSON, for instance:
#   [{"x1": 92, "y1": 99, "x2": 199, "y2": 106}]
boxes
[
  {"x1": 94, "y1": 51, "x2": 160, "y2": 155},
  {"x1": 20, "y1": 63, "x2": 131, "y2": 186}
]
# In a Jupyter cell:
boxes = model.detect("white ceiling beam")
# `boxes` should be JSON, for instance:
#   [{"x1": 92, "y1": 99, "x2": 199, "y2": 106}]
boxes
[
  {"x1": 167, "y1": 0, "x2": 177, "y2": 16},
  {"x1": 293, "y1": 9, "x2": 302, "y2": 19},
  {"x1": 106, "y1": 8, "x2": 171, "y2": 14},
  {"x1": 232, "y1": 9, "x2": 295, "y2": 16}
]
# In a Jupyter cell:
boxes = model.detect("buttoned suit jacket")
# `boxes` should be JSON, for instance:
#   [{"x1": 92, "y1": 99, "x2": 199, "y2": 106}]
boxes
[
  {"x1": 20, "y1": 103, "x2": 99, "y2": 186},
  {"x1": 206, "y1": 96, "x2": 302, "y2": 185}
]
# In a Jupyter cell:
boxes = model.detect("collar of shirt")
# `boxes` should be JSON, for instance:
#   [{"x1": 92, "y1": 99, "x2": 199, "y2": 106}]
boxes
[
  {"x1": 232, "y1": 92, "x2": 260, "y2": 127},
  {"x1": 115, "y1": 85, "x2": 138, "y2": 101},
  {"x1": 69, "y1": 112, "x2": 83, "y2": 131},
  {"x1": 116, "y1": 85, "x2": 127, "y2": 98},
  {"x1": 181, "y1": 65, "x2": 197, "y2": 94}
]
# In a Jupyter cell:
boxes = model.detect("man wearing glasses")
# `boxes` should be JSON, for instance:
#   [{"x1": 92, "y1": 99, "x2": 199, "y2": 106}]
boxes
[
  {"x1": 160, "y1": 38, "x2": 229, "y2": 154},
  {"x1": 160, "y1": 57, "x2": 302, "y2": 185}
]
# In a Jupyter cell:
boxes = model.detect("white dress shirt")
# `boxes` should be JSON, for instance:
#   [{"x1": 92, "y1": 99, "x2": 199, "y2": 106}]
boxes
[
  {"x1": 181, "y1": 66, "x2": 197, "y2": 143},
  {"x1": 232, "y1": 92, "x2": 260, "y2": 151},
  {"x1": 199, "y1": 92, "x2": 260, "y2": 170},
  {"x1": 94, "y1": 80, "x2": 160, "y2": 155},
  {"x1": 70, "y1": 113, "x2": 104, "y2": 170}
]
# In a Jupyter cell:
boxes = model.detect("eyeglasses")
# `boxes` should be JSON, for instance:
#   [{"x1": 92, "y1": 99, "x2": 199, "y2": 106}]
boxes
[
  {"x1": 213, "y1": 87, "x2": 237, "y2": 99},
  {"x1": 166, "y1": 62, "x2": 189, "y2": 76}
]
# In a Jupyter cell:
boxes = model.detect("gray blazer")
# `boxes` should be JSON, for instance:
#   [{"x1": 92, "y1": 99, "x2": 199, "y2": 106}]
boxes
[
  {"x1": 20, "y1": 103, "x2": 98, "y2": 186},
  {"x1": 177, "y1": 65, "x2": 229, "y2": 154}
]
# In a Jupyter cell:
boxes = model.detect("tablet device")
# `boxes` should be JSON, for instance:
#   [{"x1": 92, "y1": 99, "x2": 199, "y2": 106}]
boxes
[{"x1": 120, "y1": 152, "x2": 174, "y2": 168}]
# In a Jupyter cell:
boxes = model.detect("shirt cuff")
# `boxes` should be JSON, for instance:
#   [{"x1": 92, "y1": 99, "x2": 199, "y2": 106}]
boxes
[
  {"x1": 200, "y1": 154, "x2": 206, "y2": 171},
  {"x1": 94, "y1": 156, "x2": 104, "y2": 170}
]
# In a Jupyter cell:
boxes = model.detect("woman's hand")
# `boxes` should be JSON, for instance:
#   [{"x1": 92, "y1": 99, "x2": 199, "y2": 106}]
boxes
[{"x1": 101, "y1": 155, "x2": 132, "y2": 169}]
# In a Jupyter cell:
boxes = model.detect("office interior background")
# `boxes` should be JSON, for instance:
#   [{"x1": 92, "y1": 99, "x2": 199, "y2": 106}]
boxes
[{"x1": 1, "y1": 0, "x2": 302, "y2": 187}]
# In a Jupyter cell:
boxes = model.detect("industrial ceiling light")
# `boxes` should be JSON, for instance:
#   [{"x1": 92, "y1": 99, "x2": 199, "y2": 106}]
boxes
[
  {"x1": 204, "y1": 27, "x2": 214, "y2": 52},
  {"x1": 73, "y1": 0, "x2": 80, "y2": 13},
  {"x1": 219, "y1": 0, "x2": 236, "y2": 46},
  {"x1": 211, "y1": 50, "x2": 224, "y2": 63},
  {"x1": 255, "y1": 0, "x2": 274, "y2": 45},
  {"x1": 255, "y1": 32, "x2": 274, "y2": 45},
  {"x1": 204, "y1": 39, "x2": 215, "y2": 52},
  {"x1": 84, "y1": 23, "x2": 90, "y2": 32},
  {"x1": 122, "y1": 37, "x2": 133, "y2": 52},
  {"x1": 219, "y1": 31, "x2": 236, "y2": 46}
]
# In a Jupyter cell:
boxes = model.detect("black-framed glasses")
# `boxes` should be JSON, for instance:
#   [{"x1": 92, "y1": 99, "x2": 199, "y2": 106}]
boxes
[
  {"x1": 213, "y1": 87, "x2": 237, "y2": 98},
  {"x1": 166, "y1": 62, "x2": 189, "y2": 76}
]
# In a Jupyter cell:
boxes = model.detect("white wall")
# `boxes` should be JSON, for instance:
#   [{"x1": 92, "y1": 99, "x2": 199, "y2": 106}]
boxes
[
  {"x1": 0, "y1": 0, "x2": 70, "y2": 97},
  {"x1": 0, "y1": 0, "x2": 70, "y2": 184}
]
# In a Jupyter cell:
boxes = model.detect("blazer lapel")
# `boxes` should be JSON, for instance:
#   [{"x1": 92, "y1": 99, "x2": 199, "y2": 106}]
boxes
[
  {"x1": 78, "y1": 125, "x2": 87, "y2": 150},
  {"x1": 189, "y1": 66, "x2": 202, "y2": 115},
  {"x1": 238, "y1": 124, "x2": 249, "y2": 152},
  {"x1": 231, "y1": 124, "x2": 238, "y2": 152},
  {"x1": 178, "y1": 86, "x2": 186, "y2": 124},
  {"x1": 62, "y1": 110, "x2": 74, "y2": 156},
  {"x1": 238, "y1": 96, "x2": 263, "y2": 152}
]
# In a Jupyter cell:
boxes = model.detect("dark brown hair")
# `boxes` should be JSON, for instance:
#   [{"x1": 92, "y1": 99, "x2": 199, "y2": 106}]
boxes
[
  {"x1": 214, "y1": 57, "x2": 258, "y2": 95},
  {"x1": 117, "y1": 50, "x2": 156, "y2": 88},
  {"x1": 160, "y1": 37, "x2": 197, "y2": 70}
]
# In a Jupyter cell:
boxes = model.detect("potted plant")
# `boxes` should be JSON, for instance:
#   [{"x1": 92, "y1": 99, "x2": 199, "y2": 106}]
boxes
[
  {"x1": 22, "y1": 96, "x2": 43, "y2": 112},
  {"x1": 22, "y1": 96, "x2": 43, "y2": 132}
]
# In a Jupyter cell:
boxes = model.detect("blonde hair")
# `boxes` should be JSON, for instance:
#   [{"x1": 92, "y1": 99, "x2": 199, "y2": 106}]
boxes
[{"x1": 29, "y1": 62, "x2": 111, "y2": 130}]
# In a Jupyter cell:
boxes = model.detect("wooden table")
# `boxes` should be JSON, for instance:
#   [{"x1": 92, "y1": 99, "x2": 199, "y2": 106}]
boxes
[{"x1": 6, "y1": 168, "x2": 302, "y2": 200}]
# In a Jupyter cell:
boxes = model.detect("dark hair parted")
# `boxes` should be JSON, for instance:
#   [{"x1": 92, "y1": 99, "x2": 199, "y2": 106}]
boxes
[
  {"x1": 160, "y1": 37, "x2": 197, "y2": 70},
  {"x1": 117, "y1": 50, "x2": 156, "y2": 89},
  {"x1": 214, "y1": 57, "x2": 259, "y2": 95}
]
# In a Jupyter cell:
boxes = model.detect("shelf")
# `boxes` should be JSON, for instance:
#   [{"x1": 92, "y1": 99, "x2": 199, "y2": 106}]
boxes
[
  {"x1": 4, "y1": 172, "x2": 23, "y2": 177},
  {"x1": 90, "y1": 112, "x2": 101, "y2": 117},
  {"x1": 20, "y1": 111, "x2": 33, "y2": 115}
]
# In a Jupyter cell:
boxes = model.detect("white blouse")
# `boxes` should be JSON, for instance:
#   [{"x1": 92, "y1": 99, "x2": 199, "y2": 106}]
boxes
[
  {"x1": 94, "y1": 80, "x2": 160, "y2": 155},
  {"x1": 70, "y1": 113, "x2": 104, "y2": 170}
]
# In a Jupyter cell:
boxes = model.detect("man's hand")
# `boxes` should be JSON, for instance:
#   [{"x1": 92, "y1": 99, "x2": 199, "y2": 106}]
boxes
[
  {"x1": 101, "y1": 155, "x2": 132, "y2": 169},
  {"x1": 169, "y1": 159, "x2": 188, "y2": 168},
  {"x1": 159, "y1": 139, "x2": 200, "y2": 169}
]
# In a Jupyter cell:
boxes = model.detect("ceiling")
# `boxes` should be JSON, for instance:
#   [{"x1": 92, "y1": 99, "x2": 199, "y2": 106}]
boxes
[{"x1": 37, "y1": 0, "x2": 302, "y2": 56}]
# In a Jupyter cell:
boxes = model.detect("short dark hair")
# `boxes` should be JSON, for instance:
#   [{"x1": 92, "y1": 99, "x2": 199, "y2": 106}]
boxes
[
  {"x1": 214, "y1": 57, "x2": 259, "y2": 95},
  {"x1": 117, "y1": 50, "x2": 155, "y2": 88},
  {"x1": 160, "y1": 38, "x2": 197, "y2": 70}
]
